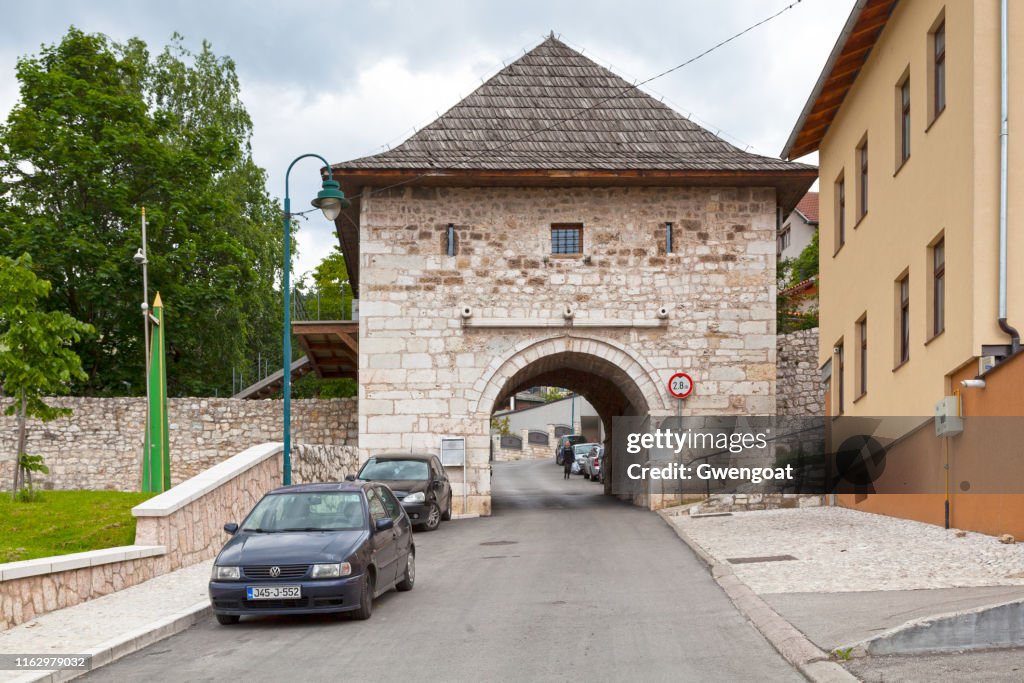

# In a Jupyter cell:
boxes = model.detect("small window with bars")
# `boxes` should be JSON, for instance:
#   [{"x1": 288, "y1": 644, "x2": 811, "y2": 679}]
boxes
[{"x1": 550, "y1": 224, "x2": 583, "y2": 255}]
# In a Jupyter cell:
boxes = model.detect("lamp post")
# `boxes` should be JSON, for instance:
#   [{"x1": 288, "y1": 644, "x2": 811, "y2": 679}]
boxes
[
  {"x1": 282, "y1": 154, "x2": 349, "y2": 485},
  {"x1": 134, "y1": 209, "x2": 150, "y2": 449}
]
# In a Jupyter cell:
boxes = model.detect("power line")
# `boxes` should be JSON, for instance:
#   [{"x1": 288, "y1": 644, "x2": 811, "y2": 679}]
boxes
[{"x1": 337, "y1": 0, "x2": 806, "y2": 203}]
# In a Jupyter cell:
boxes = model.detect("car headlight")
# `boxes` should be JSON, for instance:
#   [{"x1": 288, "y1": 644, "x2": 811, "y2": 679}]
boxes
[
  {"x1": 311, "y1": 562, "x2": 352, "y2": 579},
  {"x1": 403, "y1": 491, "x2": 425, "y2": 504},
  {"x1": 212, "y1": 565, "x2": 240, "y2": 580}
]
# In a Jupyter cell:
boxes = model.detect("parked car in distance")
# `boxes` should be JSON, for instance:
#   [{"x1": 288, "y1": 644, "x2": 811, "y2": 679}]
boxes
[
  {"x1": 581, "y1": 445, "x2": 604, "y2": 481},
  {"x1": 209, "y1": 481, "x2": 414, "y2": 625},
  {"x1": 555, "y1": 434, "x2": 587, "y2": 465},
  {"x1": 573, "y1": 443, "x2": 600, "y2": 476},
  {"x1": 349, "y1": 453, "x2": 452, "y2": 531}
]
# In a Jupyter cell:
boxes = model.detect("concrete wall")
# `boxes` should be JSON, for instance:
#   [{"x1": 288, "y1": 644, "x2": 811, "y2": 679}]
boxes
[
  {"x1": 358, "y1": 185, "x2": 778, "y2": 514},
  {"x1": 0, "y1": 397, "x2": 357, "y2": 491},
  {"x1": 777, "y1": 328, "x2": 824, "y2": 416}
]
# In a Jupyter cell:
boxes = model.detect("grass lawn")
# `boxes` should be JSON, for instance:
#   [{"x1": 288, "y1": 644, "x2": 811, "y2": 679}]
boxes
[{"x1": 0, "y1": 490, "x2": 156, "y2": 563}]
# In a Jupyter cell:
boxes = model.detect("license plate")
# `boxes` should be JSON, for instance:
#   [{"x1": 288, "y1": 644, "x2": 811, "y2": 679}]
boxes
[{"x1": 246, "y1": 585, "x2": 301, "y2": 600}]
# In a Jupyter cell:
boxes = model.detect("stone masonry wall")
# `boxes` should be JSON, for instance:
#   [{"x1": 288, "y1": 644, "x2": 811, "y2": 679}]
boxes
[
  {"x1": 0, "y1": 397, "x2": 357, "y2": 491},
  {"x1": 358, "y1": 185, "x2": 778, "y2": 514},
  {"x1": 777, "y1": 328, "x2": 824, "y2": 416},
  {"x1": 0, "y1": 443, "x2": 358, "y2": 630}
]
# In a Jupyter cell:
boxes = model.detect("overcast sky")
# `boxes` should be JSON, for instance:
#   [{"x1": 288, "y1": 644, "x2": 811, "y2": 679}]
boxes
[{"x1": 0, "y1": 0, "x2": 852, "y2": 281}]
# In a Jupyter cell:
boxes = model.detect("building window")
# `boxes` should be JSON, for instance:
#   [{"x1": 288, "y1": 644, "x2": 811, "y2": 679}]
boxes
[
  {"x1": 779, "y1": 227, "x2": 791, "y2": 253},
  {"x1": 835, "y1": 341, "x2": 845, "y2": 415},
  {"x1": 551, "y1": 223, "x2": 582, "y2": 255},
  {"x1": 898, "y1": 274, "x2": 910, "y2": 365},
  {"x1": 933, "y1": 20, "x2": 946, "y2": 120},
  {"x1": 857, "y1": 317, "x2": 868, "y2": 397},
  {"x1": 835, "y1": 173, "x2": 846, "y2": 252},
  {"x1": 857, "y1": 137, "x2": 868, "y2": 219},
  {"x1": 899, "y1": 75, "x2": 911, "y2": 165},
  {"x1": 445, "y1": 223, "x2": 457, "y2": 256},
  {"x1": 932, "y1": 238, "x2": 945, "y2": 336}
]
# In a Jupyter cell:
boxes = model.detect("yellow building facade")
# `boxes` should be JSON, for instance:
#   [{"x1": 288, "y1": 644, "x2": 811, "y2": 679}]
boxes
[{"x1": 786, "y1": 0, "x2": 1024, "y2": 418}]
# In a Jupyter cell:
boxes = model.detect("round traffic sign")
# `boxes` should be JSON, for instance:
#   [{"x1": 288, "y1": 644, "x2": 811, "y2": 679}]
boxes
[{"x1": 667, "y1": 372, "x2": 693, "y2": 399}]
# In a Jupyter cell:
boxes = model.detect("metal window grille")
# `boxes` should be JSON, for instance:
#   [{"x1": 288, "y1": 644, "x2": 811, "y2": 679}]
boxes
[{"x1": 551, "y1": 224, "x2": 582, "y2": 254}]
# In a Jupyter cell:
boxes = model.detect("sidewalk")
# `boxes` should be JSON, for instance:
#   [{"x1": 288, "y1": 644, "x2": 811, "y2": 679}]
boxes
[
  {"x1": 0, "y1": 560, "x2": 212, "y2": 683},
  {"x1": 664, "y1": 505, "x2": 1024, "y2": 681}
]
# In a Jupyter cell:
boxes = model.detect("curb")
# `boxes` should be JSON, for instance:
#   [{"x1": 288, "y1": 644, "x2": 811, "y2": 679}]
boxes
[
  {"x1": 658, "y1": 510, "x2": 859, "y2": 683},
  {"x1": 9, "y1": 600, "x2": 211, "y2": 683}
]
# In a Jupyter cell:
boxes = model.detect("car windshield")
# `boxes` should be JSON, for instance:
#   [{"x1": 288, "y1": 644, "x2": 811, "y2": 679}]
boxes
[
  {"x1": 574, "y1": 444, "x2": 598, "y2": 455},
  {"x1": 240, "y1": 492, "x2": 364, "y2": 532},
  {"x1": 359, "y1": 459, "x2": 429, "y2": 481}
]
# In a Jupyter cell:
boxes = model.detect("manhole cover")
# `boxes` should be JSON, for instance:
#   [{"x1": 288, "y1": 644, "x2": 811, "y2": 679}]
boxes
[
  {"x1": 726, "y1": 555, "x2": 798, "y2": 564},
  {"x1": 480, "y1": 540, "x2": 518, "y2": 546}
]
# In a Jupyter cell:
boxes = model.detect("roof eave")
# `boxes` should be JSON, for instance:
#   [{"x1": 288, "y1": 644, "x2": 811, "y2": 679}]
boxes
[{"x1": 781, "y1": 0, "x2": 897, "y2": 161}]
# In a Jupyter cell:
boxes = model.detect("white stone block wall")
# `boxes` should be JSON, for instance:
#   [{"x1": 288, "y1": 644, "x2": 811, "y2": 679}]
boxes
[
  {"x1": 0, "y1": 397, "x2": 357, "y2": 491},
  {"x1": 358, "y1": 185, "x2": 778, "y2": 514}
]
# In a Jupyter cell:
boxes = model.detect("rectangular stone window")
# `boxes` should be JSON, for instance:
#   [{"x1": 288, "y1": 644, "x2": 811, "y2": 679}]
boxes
[{"x1": 551, "y1": 223, "x2": 582, "y2": 255}]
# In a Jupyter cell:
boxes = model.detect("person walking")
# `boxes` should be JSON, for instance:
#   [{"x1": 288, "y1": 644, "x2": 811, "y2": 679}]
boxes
[{"x1": 562, "y1": 442, "x2": 574, "y2": 479}]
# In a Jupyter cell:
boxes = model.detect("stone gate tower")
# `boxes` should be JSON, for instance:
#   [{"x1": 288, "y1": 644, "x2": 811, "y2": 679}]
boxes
[{"x1": 327, "y1": 37, "x2": 815, "y2": 514}]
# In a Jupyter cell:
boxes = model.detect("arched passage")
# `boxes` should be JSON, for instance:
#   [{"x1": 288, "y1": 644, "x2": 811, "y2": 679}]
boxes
[{"x1": 474, "y1": 335, "x2": 664, "y2": 503}]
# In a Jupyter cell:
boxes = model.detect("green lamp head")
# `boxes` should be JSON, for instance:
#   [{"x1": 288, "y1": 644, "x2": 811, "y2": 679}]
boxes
[{"x1": 311, "y1": 178, "x2": 350, "y2": 221}]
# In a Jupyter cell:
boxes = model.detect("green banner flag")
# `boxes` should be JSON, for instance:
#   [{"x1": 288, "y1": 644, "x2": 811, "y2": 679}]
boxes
[{"x1": 143, "y1": 292, "x2": 170, "y2": 492}]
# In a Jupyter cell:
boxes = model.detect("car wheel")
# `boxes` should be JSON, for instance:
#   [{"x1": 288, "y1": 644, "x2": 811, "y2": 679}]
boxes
[
  {"x1": 556, "y1": 454, "x2": 563, "y2": 465},
  {"x1": 441, "y1": 494, "x2": 452, "y2": 521},
  {"x1": 396, "y1": 550, "x2": 415, "y2": 591},
  {"x1": 419, "y1": 502, "x2": 441, "y2": 531},
  {"x1": 215, "y1": 614, "x2": 239, "y2": 626},
  {"x1": 352, "y1": 572, "x2": 374, "y2": 620}
]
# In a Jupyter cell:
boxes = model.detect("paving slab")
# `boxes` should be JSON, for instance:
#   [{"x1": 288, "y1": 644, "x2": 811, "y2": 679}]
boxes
[
  {"x1": 0, "y1": 561, "x2": 212, "y2": 682},
  {"x1": 764, "y1": 586, "x2": 1024, "y2": 650}
]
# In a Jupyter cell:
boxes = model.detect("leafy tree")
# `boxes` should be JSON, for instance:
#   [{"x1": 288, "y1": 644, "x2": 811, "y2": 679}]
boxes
[
  {"x1": 541, "y1": 387, "x2": 568, "y2": 403},
  {"x1": 0, "y1": 254, "x2": 93, "y2": 496},
  {"x1": 0, "y1": 28, "x2": 284, "y2": 396}
]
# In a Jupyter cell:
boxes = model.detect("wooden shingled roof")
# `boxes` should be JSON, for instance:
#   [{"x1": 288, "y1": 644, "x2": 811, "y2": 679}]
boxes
[
  {"x1": 334, "y1": 36, "x2": 812, "y2": 174},
  {"x1": 330, "y1": 36, "x2": 817, "y2": 293}
]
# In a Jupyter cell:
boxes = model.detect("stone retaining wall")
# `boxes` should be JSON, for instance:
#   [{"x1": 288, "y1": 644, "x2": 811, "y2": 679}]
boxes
[
  {"x1": 777, "y1": 328, "x2": 823, "y2": 416},
  {"x1": 0, "y1": 397, "x2": 357, "y2": 491},
  {"x1": 0, "y1": 442, "x2": 357, "y2": 630}
]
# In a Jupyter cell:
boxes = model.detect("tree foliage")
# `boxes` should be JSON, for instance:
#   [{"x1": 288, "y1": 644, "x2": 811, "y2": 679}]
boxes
[
  {"x1": 0, "y1": 28, "x2": 284, "y2": 396},
  {"x1": 777, "y1": 229, "x2": 819, "y2": 334},
  {"x1": 0, "y1": 253, "x2": 93, "y2": 494}
]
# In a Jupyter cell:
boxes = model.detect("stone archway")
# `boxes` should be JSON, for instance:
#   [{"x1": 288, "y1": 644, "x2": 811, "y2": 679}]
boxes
[{"x1": 475, "y1": 334, "x2": 665, "y2": 503}]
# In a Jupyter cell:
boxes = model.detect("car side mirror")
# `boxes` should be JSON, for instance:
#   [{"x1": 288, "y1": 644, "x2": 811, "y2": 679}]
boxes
[
  {"x1": 433, "y1": 480, "x2": 444, "y2": 489},
  {"x1": 223, "y1": 522, "x2": 239, "y2": 535},
  {"x1": 375, "y1": 517, "x2": 394, "y2": 532},
  {"x1": 345, "y1": 474, "x2": 356, "y2": 482}
]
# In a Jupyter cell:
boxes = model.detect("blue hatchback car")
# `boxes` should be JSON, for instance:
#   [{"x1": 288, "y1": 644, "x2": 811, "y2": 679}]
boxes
[{"x1": 208, "y1": 481, "x2": 414, "y2": 624}]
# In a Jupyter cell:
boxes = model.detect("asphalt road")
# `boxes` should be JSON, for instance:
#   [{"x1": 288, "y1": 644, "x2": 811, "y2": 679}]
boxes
[{"x1": 84, "y1": 459, "x2": 801, "y2": 682}]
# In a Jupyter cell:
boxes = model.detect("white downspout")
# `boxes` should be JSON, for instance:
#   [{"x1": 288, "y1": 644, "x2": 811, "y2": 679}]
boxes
[{"x1": 999, "y1": 0, "x2": 1021, "y2": 352}]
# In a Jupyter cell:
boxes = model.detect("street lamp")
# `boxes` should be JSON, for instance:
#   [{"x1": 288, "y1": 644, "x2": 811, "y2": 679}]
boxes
[
  {"x1": 282, "y1": 155, "x2": 349, "y2": 485},
  {"x1": 134, "y1": 209, "x2": 151, "y2": 451}
]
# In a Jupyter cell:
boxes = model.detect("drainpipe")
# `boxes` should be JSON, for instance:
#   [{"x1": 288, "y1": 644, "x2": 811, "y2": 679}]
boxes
[{"x1": 999, "y1": 0, "x2": 1021, "y2": 352}]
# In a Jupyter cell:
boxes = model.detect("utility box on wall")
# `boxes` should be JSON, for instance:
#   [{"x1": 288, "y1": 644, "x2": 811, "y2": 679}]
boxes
[{"x1": 935, "y1": 396, "x2": 964, "y2": 437}]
